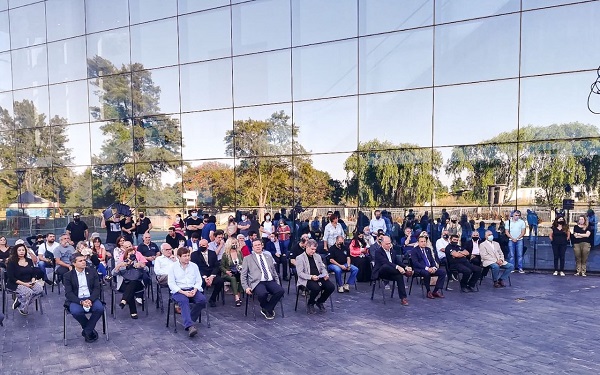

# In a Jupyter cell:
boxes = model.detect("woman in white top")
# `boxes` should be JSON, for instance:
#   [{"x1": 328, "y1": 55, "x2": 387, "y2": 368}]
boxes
[{"x1": 260, "y1": 213, "x2": 274, "y2": 247}]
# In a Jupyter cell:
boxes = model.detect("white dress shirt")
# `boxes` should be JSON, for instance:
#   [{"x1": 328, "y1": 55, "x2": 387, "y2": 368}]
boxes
[
  {"x1": 167, "y1": 261, "x2": 204, "y2": 294},
  {"x1": 154, "y1": 255, "x2": 177, "y2": 276},
  {"x1": 258, "y1": 253, "x2": 273, "y2": 281},
  {"x1": 76, "y1": 269, "x2": 91, "y2": 299}
]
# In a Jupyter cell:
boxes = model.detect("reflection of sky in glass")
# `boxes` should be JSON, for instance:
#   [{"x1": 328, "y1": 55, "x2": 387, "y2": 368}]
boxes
[
  {"x1": 291, "y1": 0, "x2": 357, "y2": 46},
  {"x1": 0, "y1": 11, "x2": 8, "y2": 52},
  {"x1": 11, "y1": 45, "x2": 47, "y2": 90},
  {"x1": 181, "y1": 109, "x2": 233, "y2": 160},
  {"x1": 359, "y1": 0, "x2": 433, "y2": 36},
  {"x1": 130, "y1": 18, "x2": 178, "y2": 70},
  {"x1": 86, "y1": 28, "x2": 130, "y2": 72},
  {"x1": 49, "y1": 80, "x2": 89, "y2": 124},
  {"x1": 233, "y1": 50, "x2": 291, "y2": 107},
  {"x1": 48, "y1": 37, "x2": 88, "y2": 84},
  {"x1": 129, "y1": 0, "x2": 177, "y2": 25},
  {"x1": 232, "y1": 0, "x2": 290, "y2": 55},
  {"x1": 0, "y1": 51, "x2": 11, "y2": 91},
  {"x1": 46, "y1": 0, "x2": 85, "y2": 42},
  {"x1": 62, "y1": 123, "x2": 91, "y2": 166},
  {"x1": 435, "y1": 0, "x2": 519, "y2": 23},
  {"x1": 85, "y1": 0, "x2": 129, "y2": 34},
  {"x1": 9, "y1": 2, "x2": 46, "y2": 49}
]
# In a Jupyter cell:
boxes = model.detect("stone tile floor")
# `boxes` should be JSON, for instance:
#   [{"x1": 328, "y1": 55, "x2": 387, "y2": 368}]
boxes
[{"x1": 0, "y1": 272, "x2": 599, "y2": 374}]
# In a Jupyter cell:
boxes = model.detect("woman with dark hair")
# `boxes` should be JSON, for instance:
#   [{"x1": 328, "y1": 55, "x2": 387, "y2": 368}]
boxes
[
  {"x1": 202, "y1": 215, "x2": 217, "y2": 241},
  {"x1": 120, "y1": 215, "x2": 136, "y2": 243},
  {"x1": 572, "y1": 215, "x2": 592, "y2": 277},
  {"x1": 0, "y1": 236, "x2": 10, "y2": 269},
  {"x1": 112, "y1": 244, "x2": 147, "y2": 319},
  {"x1": 226, "y1": 215, "x2": 238, "y2": 239},
  {"x1": 349, "y1": 231, "x2": 371, "y2": 282},
  {"x1": 6, "y1": 244, "x2": 44, "y2": 315},
  {"x1": 90, "y1": 238, "x2": 112, "y2": 280},
  {"x1": 112, "y1": 235, "x2": 126, "y2": 264},
  {"x1": 172, "y1": 213, "x2": 186, "y2": 237},
  {"x1": 260, "y1": 213, "x2": 274, "y2": 247},
  {"x1": 549, "y1": 216, "x2": 570, "y2": 276}
]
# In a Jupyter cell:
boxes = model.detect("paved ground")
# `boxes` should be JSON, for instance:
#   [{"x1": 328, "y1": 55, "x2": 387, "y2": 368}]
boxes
[{"x1": 0, "y1": 272, "x2": 599, "y2": 375}]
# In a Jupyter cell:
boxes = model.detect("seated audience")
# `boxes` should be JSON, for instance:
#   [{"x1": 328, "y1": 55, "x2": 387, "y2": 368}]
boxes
[
  {"x1": 6, "y1": 244, "x2": 45, "y2": 315},
  {"x1": 112, "y1": 241, "x2": 147, "y2": 319},
  {"x1": 399, "y1": 227, "x2": 418, "y2": 255},
  {"x1": 186, "y1": 233, "x2": 201, "y2": 253},
  {"x1": 464, "y1": 232, "x2": 483, "y2": 267},
  {"x1": 137, "y1": 233, "x2": 160, "y2": 264},
  {"x1": 237, "y1": 234, "x2": 251, "y2": 257},
  {"x1": 63, "y1": 252, "x2": 105, "y2": 343},
  {"x1": 54, "y1": 233, "x2": 76, "y2": 280},
  {"x1": 0, "y1": 236, "x2": 11, "y2": 269},
  {"x1": 296, "y1": 239, "x2": 335, "y2": 313},
  {"x1": 445, "y1": 234, "x2": 482, "y2": 293},
  {"x1": 167, "y1": 247, "x2": 206, "y2": 337},
  {"x1": 208, "y1": 230, "x2": 226, "y2": 261},
  {"x1": 479, "y1": 230, "x2": 514, "y2": 287},
  {"x1": 328, "y1": 236, "x2": 358, "y2": 293},
  {"x1": 435, "y1": 229, "x2": 449, "y2": 266},
  {"x1": 154, "y1": 243, "x2": 177, "y2": 286},
  {"x1": 165, "y1": 227, "x2": 186, "y2": 250},
  {"x1": 91, "y1": 237, "x2": 111, "y2": 280},
  {"x1": 191, "y1": 239, "x2": 224, "y2": 308},
  {"x1": 410, "y1": 234, "x2": 446, "y2": 299},
  {"x1": 349, "y1": 231, "x2": 371, "y2": 282},
  {"x1": 241, "y1": 239, "x2": 284, "y2": 320},
  {"x1": 220, "y1": 238, "x2": 244, "y2": 307},
  {"x1": 372, "y1": 236, "x2": 412, "y2": 306}
]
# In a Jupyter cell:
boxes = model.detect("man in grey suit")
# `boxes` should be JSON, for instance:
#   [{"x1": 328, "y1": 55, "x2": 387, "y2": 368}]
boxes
[{"x1": 241, "y1": 239, "x2": 284, "y2": 320}]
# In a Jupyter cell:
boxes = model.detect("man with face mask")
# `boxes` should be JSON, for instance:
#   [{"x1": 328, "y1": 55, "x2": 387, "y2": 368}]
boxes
[
  {"x1": 328, "y1": 236, "x2": 359, "y2": 293},
  {"x1": 369, "y1": 210, "x2": 386, "y2": 236},
  {"x1": 66, "y1": 213, "x2": 89, "y2": 244},
  {"x1": 191, "y1": 239, "x2": 224, "y2": 308},
  {"x1": 435, "y1": 229, "x2": 450, "y2": 266},
  {"x1": 445, "y1": 234, "x2": 482, "y2": 293},
  {"x1": 185, "y1": 209, "x2": 204, "y2": 240},
  {"x1": 479, "y1": 230, "x2": 514, "y2": 287},
  {"x1": 238, "y1": 213, "x2": 251, "y2": 239},
  {"x1": 464, "y1": 232, "x2": 483, "y2": 267}
]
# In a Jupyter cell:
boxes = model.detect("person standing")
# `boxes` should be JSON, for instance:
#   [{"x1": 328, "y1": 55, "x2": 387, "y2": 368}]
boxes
[
  {"x1": 505, "y1": 210, "x2": 526, "y2": 273},
  {"x1": 526, "y1": 209, "x2": 539, "y2": 242},
  {"x1": 572, "y1": 215, "x2": 592, "y2": 277},
  {"x1": 549, "y1": 217, "x2": 569, "y2": 277},
  {"x1": 66, "y1": 213, "x2": 89, "y2": 244},
  {"x1": 135, "y1": 212, "x2": 153, "y2": 246}
]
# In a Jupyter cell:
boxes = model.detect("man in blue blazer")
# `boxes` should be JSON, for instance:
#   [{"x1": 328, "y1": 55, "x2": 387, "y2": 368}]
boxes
[
  {"x1": 410, "y1": 234, "x2": 446, "y2": 299},
  {"x1": 372, "y1": 236, "x2": 413, "y2": 306}
]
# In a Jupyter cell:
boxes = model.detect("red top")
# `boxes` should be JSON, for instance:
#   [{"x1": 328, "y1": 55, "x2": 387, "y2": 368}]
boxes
[{"x1": 277, "y1": 225, "x2": 291, "y2": 241}]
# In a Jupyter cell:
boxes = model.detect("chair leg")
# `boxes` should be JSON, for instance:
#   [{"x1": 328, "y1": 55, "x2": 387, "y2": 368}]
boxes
[
  {"x1": 173, "y1": 300, "x2": 177, "y2": 333},
  {"x1": 63, "y1": 309, "x2": 67, "y2": 346},
  {"x1": 390, "y1": 281, "x2": 396, "y2": 299},
  {"x1": 221, "y1": 287, "x2": 225, "y2": 306},
  {"x1": 251, "y1": 295, "x2": 256, "y2": 321},
  {"x1": 279, "y1": 297, "x2": 284, "y2": 318},
  {"x1": 370, "y1": 281, "x2": 376, "y2": 300},
  {"x1": 409, "y1": 277, "x2": 414, "y2": 295},
  {"x1": 294, "y1": 288, "x2": 300, "y2": 311},
  {"x1": 166, "y1": 298, "x2": 171, "y2": 328},
  {"x1": 103, "y1": 309, "x2": 109, "y2": 341},
  {"x1": 205, "y1": 305, "x2": 211, "y2": 328},
  {"x1": 244, "y1": 294, "x2": 249, "y2": 317},
  {"x1": 111, "y1": 290, "x2": 116, "y2": 319}
]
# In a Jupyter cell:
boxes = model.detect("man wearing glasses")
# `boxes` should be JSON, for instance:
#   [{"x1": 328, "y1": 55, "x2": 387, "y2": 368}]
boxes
[
  {"x1": 505, "y1": 210, "x2": 527, "y2": 273},
  {"x1": 155, "y1": 243, "x2": 177, "y2": 286}
]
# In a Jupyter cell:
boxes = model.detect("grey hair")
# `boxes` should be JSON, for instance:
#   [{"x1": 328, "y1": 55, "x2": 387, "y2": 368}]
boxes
[{"x1": 306, "y1": 239, "x2": 318, "y2": 248}]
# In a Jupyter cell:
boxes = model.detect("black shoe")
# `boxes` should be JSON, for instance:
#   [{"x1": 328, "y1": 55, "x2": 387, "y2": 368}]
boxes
[
  {"x1": 119, "y1": 301, "x2": 126, "y2": 309},
  {"x1": 45, "y1": 279, "x2": 53, "y2": 286},
  {"x1": 209, "y1": 300, "x2": 217, "y2": 308},
  {"x1": 307, "y1": 304, "x2": 316, "y2": 314},
  {"x1": 260, "y1": 308, "x2": 271, "y2": 320},
  {"x1": 461, "y1": 287, "x2": 471, "y2": 293},
  {"x1": 188, "y1": 325, "x2": 198, "y2": 337},
  {"x1": 316, "y1": 303, "x2": 326, "y2": 312},
  {"x1": 467, "y1": 286, "x2": 478, "y2": 292},
  {"x1": 12, "y1": 299, "x2": 21, "y2": 310},
  {"x1": 81, "y1": 330, "x2": 86, "y2": 337},
  {"x1": 130, "y1": 313, "x2": 138, "y2": 319}
]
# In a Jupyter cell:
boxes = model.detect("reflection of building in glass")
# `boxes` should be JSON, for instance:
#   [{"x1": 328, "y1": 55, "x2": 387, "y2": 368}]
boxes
[{"x1": 1, "y1": 1, "x2": 600, "y2": 236}]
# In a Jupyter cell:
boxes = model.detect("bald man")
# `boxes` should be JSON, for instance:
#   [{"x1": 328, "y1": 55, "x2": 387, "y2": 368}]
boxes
[{"x1": 191, "y1": 239, "x2": 224, "y2": 307}]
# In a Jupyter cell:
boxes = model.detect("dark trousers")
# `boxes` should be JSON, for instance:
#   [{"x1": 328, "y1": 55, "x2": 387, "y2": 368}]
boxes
[
  {"x1": 414, "y1": 268, "x2": 446, "y2": 292},
  {"x1": 275, "y1": 254, "x2": 288, "y2": 279},
  {"x1": 552, "y1": 243, "x2": 567, "y2": 271},
  {"x1": 253, "y1": 280, "x2": 284, "y2": 313},
  {"x1": 171, "y1": 291, "x2": 206, "y2": 329},
  {"x1": 56, "y1": 265, "x2": 70, "y2": 279},
  {"x1": 69, "y1": 299, "x2": 104, "y2": 336},
  {"x1": 453, "y1": 262, "x2": 482, "y2": 288},
  {"x1": 378, "y1": 268, "x2": 407, "y2": 299},
  {"x1": 119, "y1": 280, "x2": 144, "y2": 314},
  {"x1": 204, "y1": 276, "x2": 224, "y2": 303},
  {"x1": 470, "y1": 255, "x2": 482, "y2": 267},
  {"x1": 351, "y1": 256, "x2": 371, "y2": 282},
  {"x1": 305, "y1": 278, "x2": 335, "y2": 305}
]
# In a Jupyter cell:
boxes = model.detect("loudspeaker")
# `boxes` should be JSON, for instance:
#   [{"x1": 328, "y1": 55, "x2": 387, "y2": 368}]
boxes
[{"x1": 562, "y1": 199, "x2": 575, "y2": 210}]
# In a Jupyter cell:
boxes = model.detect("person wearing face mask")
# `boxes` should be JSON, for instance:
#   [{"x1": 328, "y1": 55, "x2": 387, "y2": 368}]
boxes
[
  {"x1": 328, "y1": 236, "x2": 358, "y2": 293},
  {"x1": 369, "y1": 210, "x2": 387, "y2": 236},
  {"x1": 66, "y1": 213, "x2": 89, "y2": 244},
  {"x1": 572, "y1": 215, "x2": 592, "y2": 277},
  {"x1": 226, "y1": 216, "x2": 238, "y2": 239},
  {"x1": 479, "y1": 230, "x2": 514, "y2": 287},
  {"x1": 238, "y1": 213, "x2": 251, "y2": 239},
  {"x1": 191, "y1": 239, "x2": 224, "y2": 308},
  {"x1": 504, "y1": 210, "x2": 526, "y2": 273},
  {"x1": 464, "y1": 232, "x2": 483, "y2": 267},
  {"x1": 435, "y1": 229, "x2": 450, "y2": 266},
  {"x1": 549, "y1": 216, "x2": 570, "y2": 276},
  {"x1": 410, "y1": 234, "x2": 445, "y2": 299},
  {"x1": 185, "y1": 209, "x2": 204, "y2": 240},
  {"x1": 445, "y1": 234, "x2": 482, "y2": 293},
  {"x1": 445, "y1": 215, "x2": 462, "y2": 239},
  {"x1": 260, "y1": 214, "x2": 274, "y2": 247}
]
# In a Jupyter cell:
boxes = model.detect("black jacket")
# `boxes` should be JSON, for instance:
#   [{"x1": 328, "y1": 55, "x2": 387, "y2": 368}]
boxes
[
  {"x1": 63, "y1": 266, "x2": 102, "y2": 305},
  {"x1": 191, "y1": 250, "x2": 219, "y2": 277}
]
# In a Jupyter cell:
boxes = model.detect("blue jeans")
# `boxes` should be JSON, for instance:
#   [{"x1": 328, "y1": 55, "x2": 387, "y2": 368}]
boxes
[
  {"x1": 489, "y1": 262, "x2": 514, "y2": 281},
  {"x1": 327, "y1": 264, "x2": 358, "y2": 287},
  {"x1": 69, "y1": 299, "x2": 104, "y2": 336},
  {"x1": 38, "y1": 261, "x2": 50, "y2": 281},
  {"x1": 508, "y1": 239, "x2": 523, "y2": 269},
  {"x1": 171, "y1": 291, "x2": 206, "y2": 329}
]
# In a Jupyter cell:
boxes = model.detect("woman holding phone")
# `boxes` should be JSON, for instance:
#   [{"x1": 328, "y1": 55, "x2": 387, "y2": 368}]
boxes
[{"x1": 6, "y1": 243, "x2": 44, "y2": 315}]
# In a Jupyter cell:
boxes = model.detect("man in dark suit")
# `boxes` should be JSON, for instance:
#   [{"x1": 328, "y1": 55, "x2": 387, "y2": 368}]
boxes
[
  {"x1": 410, "y1": 234, "x2": 446, "y2": 299},
  {"x1": 372, "y1": 236, "x2": 412, "y2": 306},
  {"x1": 191, "y1": 239, "x2": 224, "y2": 307},
  {"x1": 445, "y1": 234, "x2": 482, "y2": 292},
  {"x1": 63, "y1": 253, "x2": 105, "y2": 343},
  {"x1": 464, "y1": 232, "x2": 483, "y2": 267}
]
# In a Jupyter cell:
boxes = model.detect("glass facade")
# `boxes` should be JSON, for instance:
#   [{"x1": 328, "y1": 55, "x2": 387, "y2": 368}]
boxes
[{"x1": 1, "y1": 0, "x2": 600, "y2": 238}]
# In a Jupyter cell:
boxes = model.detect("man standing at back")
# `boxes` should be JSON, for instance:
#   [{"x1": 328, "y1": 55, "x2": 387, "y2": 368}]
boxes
[
  {"x1": 369, "y1": 210, "x2": 387, "y2": 236},
  {"x1": 135, "y1": 211, "x2": 153, "y2": 246},
  {"x1": 66, "y1": 213, "x2": 89, "y2": 244},
  {"x1": 505, "y1": 210, "x2": 526, "y2": 273}
]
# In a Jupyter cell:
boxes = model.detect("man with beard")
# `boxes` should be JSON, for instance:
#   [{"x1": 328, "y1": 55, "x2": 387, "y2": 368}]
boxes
[{"x1": 66, "y1": 213, "x2": 89, "y2": 244}]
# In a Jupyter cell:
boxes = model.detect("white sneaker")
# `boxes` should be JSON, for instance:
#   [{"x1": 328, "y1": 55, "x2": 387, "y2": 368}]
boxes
[
  {"x1": 343, "y1": 284, "x2": 350, "y2": 292},
  {"x1": 337, "y1": 286, "x2": 344, "y2": 293},
  {"x1": 552, "y1": 271, "x2": 558, "y2": 276},
  {"x1": 581, "y1": 273, "x2": 587, "y2": 277},
  {"x1": 384, "y1": 284, "x2": 391, "y2": 290},
  {"x1": 135, "y1": 297, "x2": 143, "y2": 305},
  {"x1": 559, "y1": 272, "x2": 565, "y2": 277},
  {"x1": 518, "y1": 269, "x2": 525, "y2": 274}
]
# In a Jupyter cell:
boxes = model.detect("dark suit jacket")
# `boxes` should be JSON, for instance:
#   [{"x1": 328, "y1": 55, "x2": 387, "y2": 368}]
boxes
[
  {"x1": 372, "y1": 247, "x2": 402, "y2": 280},
  {"x1": 445, "y1": 243, "x2": 470, "y2": 267},
  {"x1": 464, "y1": 239, "x2": 483, "y2": 255},
  {"x1": 410, "y1": 246, "x2": 438, "y2": 270},
  {"x1": 63, "y1": 267, "x2": 102, "y2": 305},
  {"x1": 191, "y1": 250, "x2": 219, "y2": 277}
]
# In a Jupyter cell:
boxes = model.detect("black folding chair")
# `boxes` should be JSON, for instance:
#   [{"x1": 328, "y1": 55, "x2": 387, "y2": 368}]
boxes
[
  {"x1": 109, "y1": 276, "x2": 149, "y2": 318},
  {"x1": 63, "y1": 301, "x2": 108, "y2": 346},
  {"x1": 479, "y1": 265, "x2": 512, "y2": 286},
  {"x1": 244, "y1": 293, "x2": 285, "y2": 320},
  {"x1": 166, "y1": 293, "x2": 210, "y2": 332},
  {"x1": 294, "y1": 284, "x2": 334, "y2": 313}
]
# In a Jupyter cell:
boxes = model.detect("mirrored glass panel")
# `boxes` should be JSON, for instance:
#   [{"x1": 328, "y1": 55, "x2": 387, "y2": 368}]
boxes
[
  {"x1": 135, "y1": 162, "x2": 183, "y2": 209},
  {"x1": 0, "y1": 1, "x2": 6, "y2": 11},
  {"x1": 435, "y1": 14, "x2": 520, "y2": 85},
  {"x1": 435, "y1": 0, "x2": 520, "y2": 23},
  {"x1": 13, "y1": 87, "x2": 50, "y2": 125},
  {"x1": 15, "y1": 127, "x2": 53, "y2": 168},
  {"x1": 87, "y1": 28, "x2": 131, "y2": 76},
  {"x1": 183, "y1": 159, "x2": 235, "y2": 209},
  {"x1": 179, "y1": 8, "x2": 231, "y2": 63},
  {"x1": 233, "y1": 50, "x2": 291, "y2": 107},
  {"x1": 8, "y1": 0, "x2": 38, "y2": 7},
  {"x1": 523, "y1": 0, "x2": 590, "y2": 10},
  {"x1": 130, "y1": 0, "x2": 177, "y2": 24},
  {"x1": 132, "y1": 67, "x2": 180, "y2": 117},
  {"x1": 59, "y1": 123, "x2": 91, "y2": 166},
  {"x1": 294, "y1": 152, "x2": 351, "y2": 209},
  {"x1": 358, "y1": 0, "x2": 433, "y2": 36},
  {"x1": 85, "y1": 0, "x2": 129, "y2": 34},
  {"x1": 56, "y1": 166, "x2": 92, "y2": 209},
  {"x1": 131, "y1": 18, "x2": 178, "y2": 70},
  {"x1": 0, "y1": 51, "x2": 11, "y2": 91},
  {"x1": 181, "y1": 109, "x2": 233, "y2": 160},
  {"x1": 439, "y1": 144, "x2": 518, "y2": 208},
  {"x1": 48, "y1": 37, "x2": 88, "y2": 84},
  {"x1": 522, "y1": 2, "x2": 600, "y2": 76},
  {"x1": 11, "y1": 45, "x2": 48, "y2": 89},
  {"x1": 359, "y1": 28, "x2": 433, "y2": 94},
  {"x1": 232, "y1": 0, "x2": 291, "y2": 55},
  {"x1": 233, "y1": 103, "x2": 293, "y2": 157},
  {"x1": 90, "y1": 121, "x2": 133, "y2": 165},
  {"x1": 49, "y1": 80, "x2": 89, "y2": 124},
  {"x1": 293, "y1": 97, "x2": 357, "y2": 154},
  {"x1": 91, "y1": 162, "x2": 135, "y2": 209},
  {"x1": 0, "y1": 131, "x2": 15, "y2": 169},
  {"x1": 291, "y1": 0, "x2": 357, "y2": 46},
  {"x1": 0, "y1": 91, "x2": 12, "y2": 117},
  {"x1": 235, "y1": 156, "x2": 293, "y2": 208},
  {"x1": 520, "y1": 72, "x2": 600, "y2": 141},
  {"x1": 88, "y1": 73, "x2": 132, "y2": 121},
  {"x1": 9, "y1": 2, "x2": 46, "y2": 49},
  {"x1": 434, "y1": 79, "x2": 519, "y2": 147},
  {"x1": 359, "y1": 89, "x2": 432, "y2": 147},
  {"x1": 131, "y1": 114, "x2": 182, "y2": 163},
  {"x1": 292, "y1": 40, "x2": 358, "y2": 101},
  {"x1": 0, "y1": 11, "x2": 10, "y2": 52},
  {"x1": 178, "y1": 0, "x2": 229, "y2": 14},
  {"x1": 180, "y1": 58, "x2": 233, "y2": 112},
  {"x1": 46, "y1": 0, "x2": 85, "y2": 42}
]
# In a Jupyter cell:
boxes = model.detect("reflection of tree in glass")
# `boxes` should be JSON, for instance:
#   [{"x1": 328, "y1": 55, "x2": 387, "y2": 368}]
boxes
[
  {"x1": 88, "y1": 56, "x2": 182, "y2": 208},
  {"x1": 221, "y1": 111, "x2": 339, "y2": 210},
  {"x1": 183, "y1": 162, "x2": 235, "y2": 208},
  {"x1": 345, "y1": 140, "x2": 443, "y2": 207},
  {"x1": 0, "y1": 100, "x2": 72, "y2": 207}
]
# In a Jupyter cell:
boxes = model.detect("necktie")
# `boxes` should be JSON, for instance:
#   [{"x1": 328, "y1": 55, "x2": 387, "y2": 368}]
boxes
[
  {"x1": 422, "y1": 249, "x2": 430, "y2": 267},
  {"x1": 259, "y1": 254, "x2": 271, "y2": 281}
]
